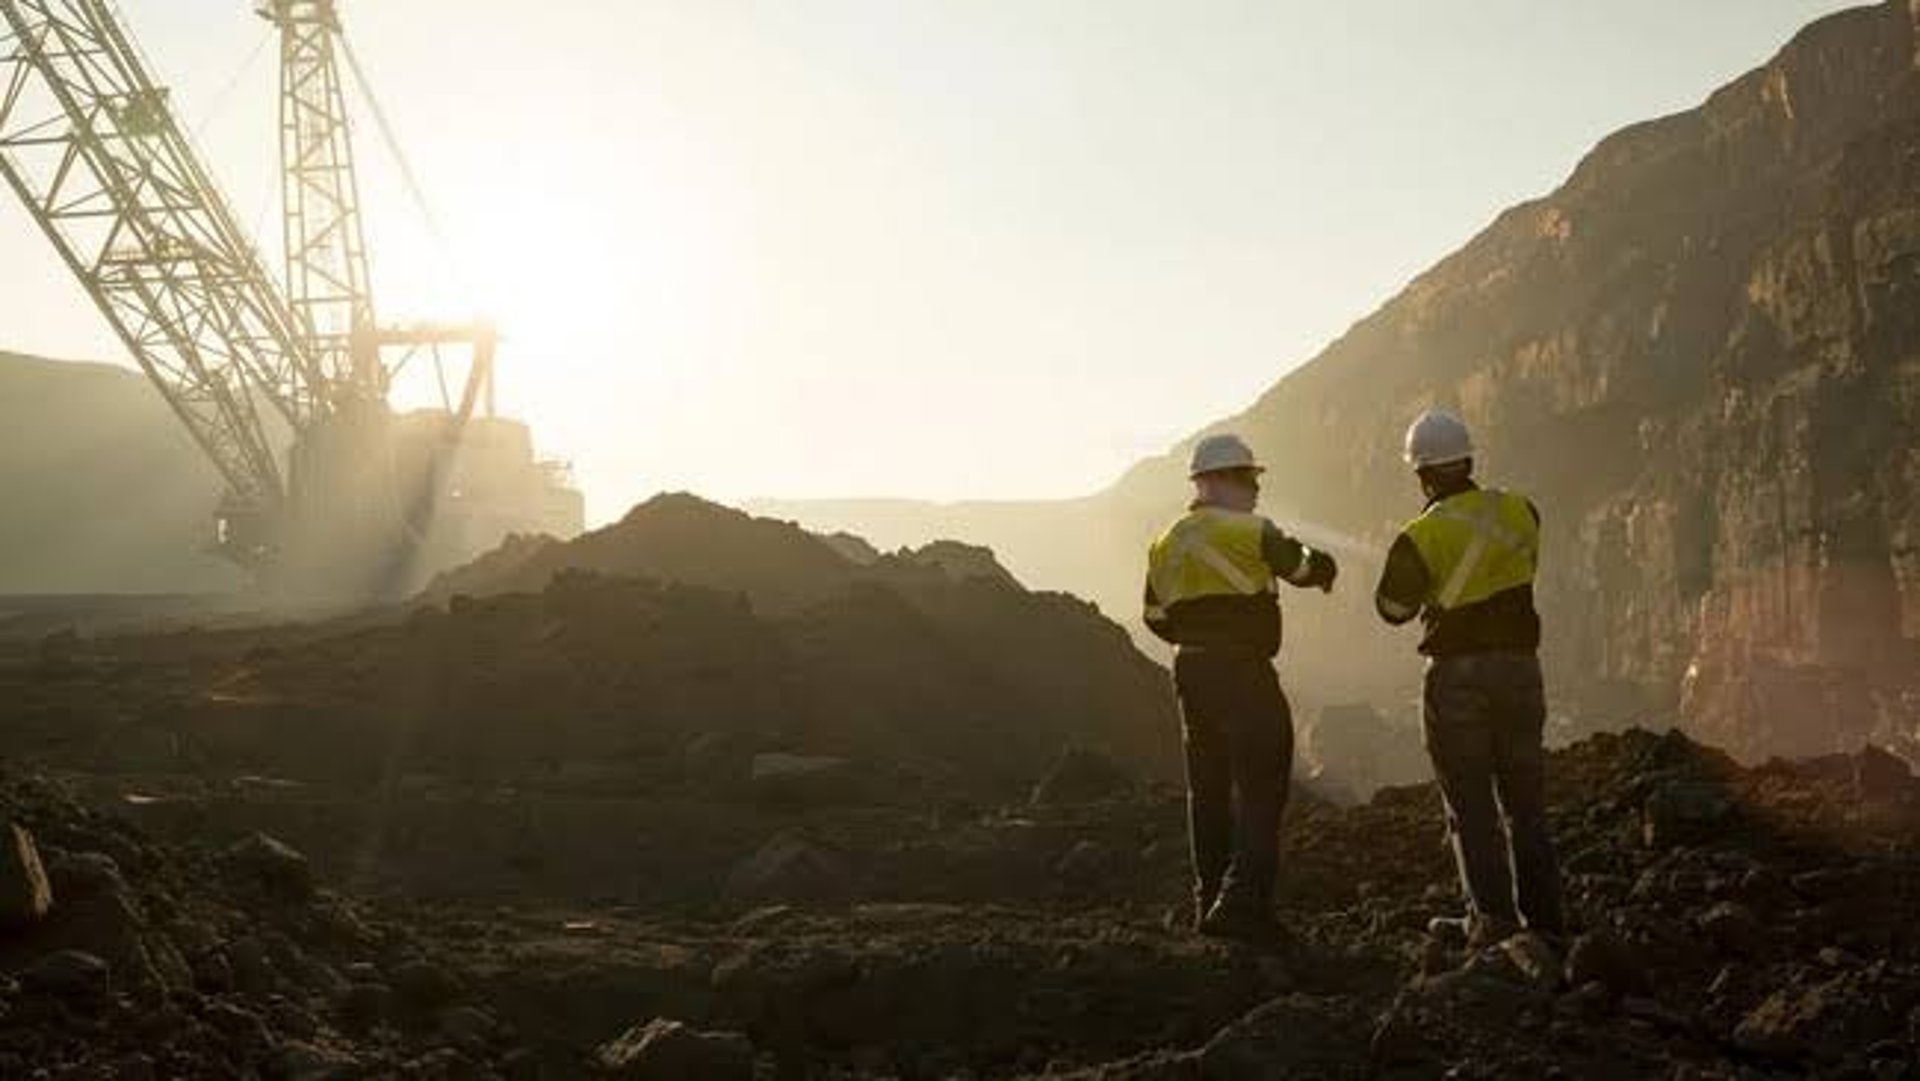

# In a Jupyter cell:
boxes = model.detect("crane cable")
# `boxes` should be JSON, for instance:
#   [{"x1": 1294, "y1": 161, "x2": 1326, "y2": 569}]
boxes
[
  {"x1": 336, "y1": 17, "x2": 483, "y2": 540},
  {"x1": 337, "y1": 32, "x2": 469, "y2": 294},
  {"x1": 191, "y1": 28, "x2": 273, "y2": 140}
]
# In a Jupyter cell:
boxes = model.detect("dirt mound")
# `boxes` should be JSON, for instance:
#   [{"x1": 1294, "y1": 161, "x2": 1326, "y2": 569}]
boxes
[
  {"x1": 420, "y1": 492, "x2": 862, "y2": 614},
  {"x1": 253, "y1": 566, "x2": 1172, "y2": 793},
  {"x1": 4, "y1": 496, "x2": 1180, "y2": 798}
]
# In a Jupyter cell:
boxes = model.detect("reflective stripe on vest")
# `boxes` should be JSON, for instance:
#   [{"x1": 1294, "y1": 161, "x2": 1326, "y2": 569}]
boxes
[
  {"x1": 1147, "y1": 508, "x2": 1275, "y2": 607},
  {"x1": 1401, "y1": 489, "x2": 1537, "y2": 612}
]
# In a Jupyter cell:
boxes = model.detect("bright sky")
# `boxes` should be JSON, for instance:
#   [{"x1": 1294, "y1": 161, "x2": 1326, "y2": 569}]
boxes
[{"x1": 0, "y1": 0, "x2": 1856, "y2": 522}]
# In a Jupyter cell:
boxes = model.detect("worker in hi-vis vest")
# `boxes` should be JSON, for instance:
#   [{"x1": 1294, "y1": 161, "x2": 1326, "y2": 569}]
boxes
[
  {"x1": 1374, "y1": 409, "x2": 1564, "y2": 948},
  {"x1": 1143, "y1": 433, "x2": 1337, "y2": 941}
]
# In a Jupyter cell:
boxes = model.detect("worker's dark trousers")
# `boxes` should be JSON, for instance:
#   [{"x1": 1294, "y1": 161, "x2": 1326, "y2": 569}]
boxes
[
  {"x1": 1423, "y1": 651, "x2": 1564, "y2": 933},
  {"x1": 1173, "y1": 650, "x2": 1293, "y2": 916}
]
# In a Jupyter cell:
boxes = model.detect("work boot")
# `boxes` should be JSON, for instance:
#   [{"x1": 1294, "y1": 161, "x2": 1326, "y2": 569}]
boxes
[
  {"x1": 1192, "y1": 888, "x2": 1220, "y2": 933},
  {"x1": 1198, "y1": 895, "x2": 1283, "y2": 946},
  {"x1": 1425, "y1": 912, "x2": 1518, "y2": 950}
]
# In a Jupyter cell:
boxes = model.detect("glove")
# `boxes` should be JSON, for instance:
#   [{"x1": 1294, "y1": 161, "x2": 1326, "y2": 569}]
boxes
[{"x1": 1304, "y1": 549, "x2": 1338, "y2": 593}]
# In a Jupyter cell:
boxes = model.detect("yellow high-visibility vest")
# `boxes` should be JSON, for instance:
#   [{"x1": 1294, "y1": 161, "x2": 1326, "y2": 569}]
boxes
[
  {"x1": 1402, "y1": 488, "x2": 1538, "y2": 611},
  {"x1": 1144, "y1": 507, "x2": 1274, "y2": 623}
]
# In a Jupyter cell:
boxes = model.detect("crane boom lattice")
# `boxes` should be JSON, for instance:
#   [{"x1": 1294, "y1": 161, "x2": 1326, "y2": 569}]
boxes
[
  {"x1": 262, "y1": 0, "x2": 376, "y2": 399},
  {"x1": 0, "y1": 0, "x2": 319, "y2": 562}
]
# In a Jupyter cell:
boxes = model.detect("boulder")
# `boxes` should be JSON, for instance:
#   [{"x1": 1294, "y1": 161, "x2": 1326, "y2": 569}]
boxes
[
  {"x1": 272, "y1": 1040, "x2": 361, "y2": 1081},
  {"x1": 391, "y1": 958, "x2": 464, "y2": 1014},
  {"x1": 724, "y1": 833, "x2": 853, "y2": 907},
  {"x1": 1698, "y1": 900, "x2": 1765, "y2": 957},
  {"x1": 21, "y1": 949, "x2": 110, "y2": 999},
  {"x1": 203, "y1": 1000, "x2": 274, "y2": 1055},
  {"x1": 221, "y1": 832, "x2": 314, "y2": 902},
  {"x1": 749, "y1": 753, "x2": 864, "y2": 805},
  {"x1": 0, "y1": 822, "x2": 53, "y2": 932},
  {"x1": 682, "y1": 732, "x2": 753, "y2": 790},
  {"x1": 1562, "y1": 931, "x2": 1651, "y2": 998},
  {"x1": 46, "y1": 881, "x2": 152, "y2": 982},
  {"x1": 595, "y1": 1017, "x2": 753, "y2": 1080},
  {"x1": 1053, "y1": 839, "x2": 1117, "y2": 892},
  {"x1": 337, "y1": 982, "x2": 394, "y2": 1033},
  {"x1": 1640, "y1": 782, "x2": 1732, "y2": 848},
  {"x1": 436, "y1": 1005, "x2": 498, "y2": 1050},
  {"x1": 229, "y1": 935, "x2": 284, "y2": 994},
  {"x1": 45, "y1": 850, "x2": 125, "y2": 900}
]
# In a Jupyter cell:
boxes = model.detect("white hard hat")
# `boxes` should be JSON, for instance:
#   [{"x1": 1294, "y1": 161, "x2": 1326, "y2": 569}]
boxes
[
  {"x1": 1404, "y1": 409, "x2": 1474, "y2": 468},
  {"x1": 1189, "y1": 433, "x2": 1263, "y2": 478}
]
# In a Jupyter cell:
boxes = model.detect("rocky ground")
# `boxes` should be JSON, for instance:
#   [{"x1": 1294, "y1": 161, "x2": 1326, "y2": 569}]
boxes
[{"x1": 5, "y1": 726, "x2": 1919, "y2": 1079}]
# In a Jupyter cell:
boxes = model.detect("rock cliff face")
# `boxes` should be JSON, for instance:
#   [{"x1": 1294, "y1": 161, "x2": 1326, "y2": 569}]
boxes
[{"x1": 774, "y1": 3, "x2": 1920, "y2": 764}]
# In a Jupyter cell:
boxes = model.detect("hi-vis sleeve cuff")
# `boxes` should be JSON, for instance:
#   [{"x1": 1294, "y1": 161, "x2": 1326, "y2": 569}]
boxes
[
  {"x1": 1142, "y1": 578, "x2": 1173, "y2": 639},
  {"x1": 1372, "y1": 532, "x2": 1431, "y2": 625},
  {"x1": 1284, "y1": 546, "x2": 1318, "y2": 586},
  {"x1": 1376, "y1": 593, "x2": 1420, "y2": 624}
]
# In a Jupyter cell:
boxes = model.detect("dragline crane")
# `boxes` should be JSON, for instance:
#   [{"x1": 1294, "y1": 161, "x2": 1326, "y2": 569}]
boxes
[{"x1": 0, "y1": 0, "x2": 581, "y2": 599}]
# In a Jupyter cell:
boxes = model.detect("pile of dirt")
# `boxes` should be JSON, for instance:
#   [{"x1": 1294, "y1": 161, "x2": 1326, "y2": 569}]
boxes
[
  {"x1": 418, "y1": 494, "x2": 863, "y2": 615},
  {"x1": 2, "y1": 495, "x2": 1178, "y2": 798}
]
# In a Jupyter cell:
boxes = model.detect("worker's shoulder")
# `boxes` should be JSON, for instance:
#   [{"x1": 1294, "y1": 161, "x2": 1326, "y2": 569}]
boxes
[
  {"x1": 1487, "y1": 486, "x2": 1542, "y2": 523},
  {"x1": 1149, "y1": 509, "x2": 1198, "y2": 549},
  {"x1": 1151, "y1": 506, "x2": 1262, "y2": 544}
]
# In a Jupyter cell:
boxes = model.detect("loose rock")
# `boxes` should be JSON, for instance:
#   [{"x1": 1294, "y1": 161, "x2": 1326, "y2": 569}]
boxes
[
  {"x1": 0, "y1": 822, "x2": 53, "y2": 931},
  {"x1": 222, "y1": 832, "x2": 314, "y2": 902},
  {"x1": 21, "y1": 948, "x2": 110, "y2": 999},
  {"x1": 595, "y1": 1017, "x2": 754, "y2": 1080},
  {"x1": 723, "y1": 833, "x2": 852, "y2": 907}
]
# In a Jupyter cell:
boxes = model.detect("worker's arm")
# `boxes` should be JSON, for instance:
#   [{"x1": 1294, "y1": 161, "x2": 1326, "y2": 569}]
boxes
[
  {"x1": 1262, "y1": 520, "x2": 1337, "y2": 592},
  {"x1": 1373, "y1": 533, "x2": 1428, "y2": 625},
  {"x1": 1143, "y1": 577, "x2": 1178, "y2": 644}
]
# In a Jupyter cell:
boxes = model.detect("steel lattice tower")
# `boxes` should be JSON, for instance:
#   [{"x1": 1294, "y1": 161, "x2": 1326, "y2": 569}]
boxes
[{"x1": 260, "y1": 0, "x2": 378, "y2": 403}]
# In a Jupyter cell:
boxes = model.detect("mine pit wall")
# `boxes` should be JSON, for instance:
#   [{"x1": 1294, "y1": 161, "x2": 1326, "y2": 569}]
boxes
[
  {"x1": 1586, "y1": 88, "x2": 1920, "y2": 763},
  {"x1": 1484, "y1": 200, "x2": 1920, "y2": 762},
  {"x1": 1038, "y1": 2, "x2": 1920, "y2": 769}
]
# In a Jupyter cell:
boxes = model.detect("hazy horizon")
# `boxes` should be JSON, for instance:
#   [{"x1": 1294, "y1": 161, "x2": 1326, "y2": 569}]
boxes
[{"x1": 0, "y1": 0, "x2": 1856, "y2": 524}]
